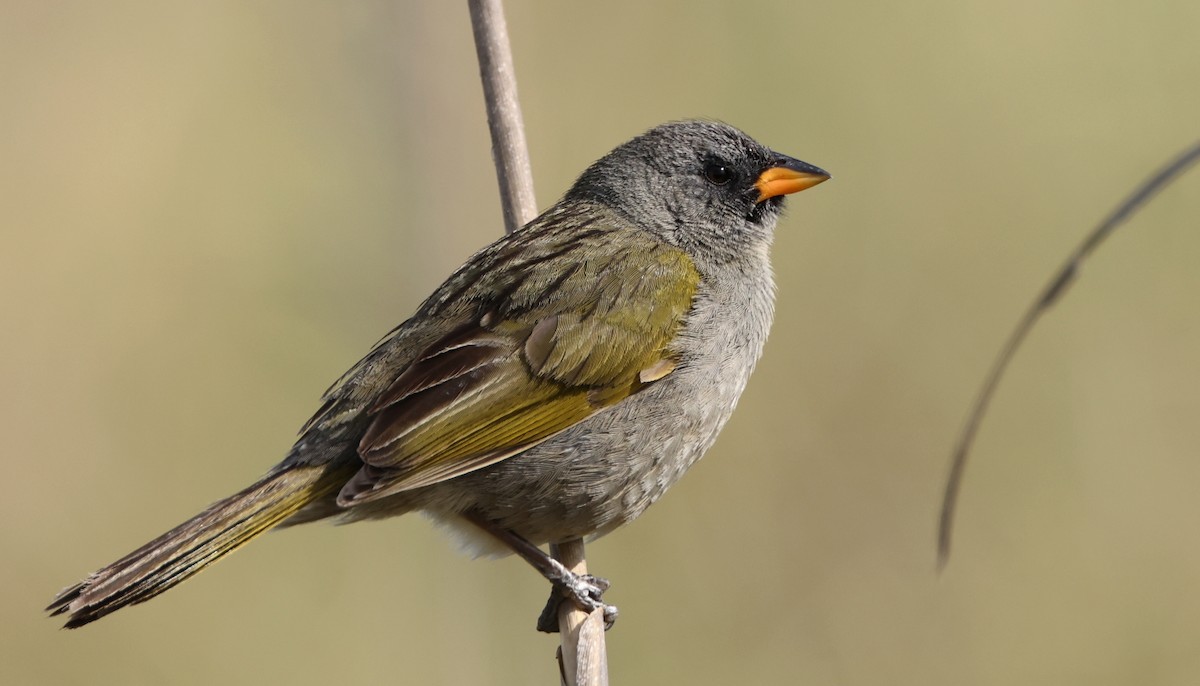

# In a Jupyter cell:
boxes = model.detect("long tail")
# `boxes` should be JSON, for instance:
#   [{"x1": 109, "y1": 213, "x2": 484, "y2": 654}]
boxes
[{"x1": 48, "y1": 461, "x2": 356, "y2": 628}]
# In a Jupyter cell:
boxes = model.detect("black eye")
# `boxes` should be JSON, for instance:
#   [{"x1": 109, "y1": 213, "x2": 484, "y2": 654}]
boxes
[{"x1": 702, "y1": 162, "x2": 734, "y2": 186}]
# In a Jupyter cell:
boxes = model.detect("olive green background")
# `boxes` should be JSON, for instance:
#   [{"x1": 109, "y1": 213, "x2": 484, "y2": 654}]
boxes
[{"x1": 4, "y1": 2, "x2": 1199, "y2": 684}]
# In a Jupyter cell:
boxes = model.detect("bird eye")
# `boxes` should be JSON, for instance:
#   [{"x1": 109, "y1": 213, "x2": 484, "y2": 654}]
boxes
[{"x1": 702, "y1": 162, "x2": 734, "y2": 186}]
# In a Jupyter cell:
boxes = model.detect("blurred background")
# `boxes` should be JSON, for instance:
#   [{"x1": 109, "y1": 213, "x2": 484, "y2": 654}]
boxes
[{"x1": 4, "y1": 1, "x2": 1199, "y2": 684}]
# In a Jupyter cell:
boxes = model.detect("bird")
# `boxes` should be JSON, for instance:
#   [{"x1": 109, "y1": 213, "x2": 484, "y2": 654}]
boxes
[{"x1": 48, "y1": 119, "x2": 829, "y2": 631}]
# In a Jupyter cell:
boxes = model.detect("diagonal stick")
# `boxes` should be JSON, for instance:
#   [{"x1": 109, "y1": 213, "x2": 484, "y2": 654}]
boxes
[
  {"x1": 466, "y1": 1, "x2": 610, "y2": 684},
  {"x1": 938, "y1": 140, "x2": 1200, "y2": 568}
]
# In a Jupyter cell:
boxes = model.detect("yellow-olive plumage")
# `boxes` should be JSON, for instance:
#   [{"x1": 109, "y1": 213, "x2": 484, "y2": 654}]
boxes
[{"x1": 338, "y1": 228, "x2": 701, "y2": 501}]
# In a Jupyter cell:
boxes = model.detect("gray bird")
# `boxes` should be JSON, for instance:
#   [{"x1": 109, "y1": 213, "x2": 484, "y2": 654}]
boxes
[{"x1": 48, "y1": 120, "x2": 829, "y2": 631}]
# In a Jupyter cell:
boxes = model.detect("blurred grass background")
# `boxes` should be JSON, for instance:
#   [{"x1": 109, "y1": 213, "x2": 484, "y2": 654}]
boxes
[{"x1": 4, "y1": 1, "x2": 1199, "y2": 684}]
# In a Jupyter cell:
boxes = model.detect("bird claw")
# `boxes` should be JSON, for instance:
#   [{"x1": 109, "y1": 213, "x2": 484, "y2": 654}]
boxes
[{"x1": 536, "y1": 573, "x2": 618, "y2": 633}]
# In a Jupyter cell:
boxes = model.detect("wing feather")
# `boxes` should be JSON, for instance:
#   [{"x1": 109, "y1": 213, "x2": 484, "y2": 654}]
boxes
[{"x1": 335, "y1": 218, "x2": 701, "y2": 506}]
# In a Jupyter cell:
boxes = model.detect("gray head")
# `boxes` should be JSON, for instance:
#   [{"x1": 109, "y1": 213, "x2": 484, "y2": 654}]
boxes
[{"x1": 566, "y1": 120, "x2": 829, "y2": 263}]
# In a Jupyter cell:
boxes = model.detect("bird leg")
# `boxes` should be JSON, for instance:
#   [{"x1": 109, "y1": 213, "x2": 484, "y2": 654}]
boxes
[{"x1": 464, "y1": 511, "x2": 618, "y2": 633}]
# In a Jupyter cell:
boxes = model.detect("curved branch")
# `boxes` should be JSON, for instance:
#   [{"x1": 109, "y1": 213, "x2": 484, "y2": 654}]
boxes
[{"x1": 938, "y1": 140, "x2": 1200, "y2": 568}]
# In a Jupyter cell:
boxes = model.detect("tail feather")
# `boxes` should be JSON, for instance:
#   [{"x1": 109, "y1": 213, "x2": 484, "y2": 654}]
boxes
[{"x1": 48, "y1": 461, "x2": 357, "y2": 628}]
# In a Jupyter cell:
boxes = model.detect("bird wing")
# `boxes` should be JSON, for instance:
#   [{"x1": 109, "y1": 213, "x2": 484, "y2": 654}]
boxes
[{"x1": 336, "y1": 229, "x2": 700, "y2": 505}]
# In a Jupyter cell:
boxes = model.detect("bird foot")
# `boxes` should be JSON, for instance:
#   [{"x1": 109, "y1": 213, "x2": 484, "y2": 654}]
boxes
[{"x1": 536, "y1": 573, "x2": 618, "y2": 633}]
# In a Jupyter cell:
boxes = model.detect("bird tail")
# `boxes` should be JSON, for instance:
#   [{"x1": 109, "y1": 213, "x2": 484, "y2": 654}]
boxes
[{"x1": 48, "y1": 461, "x2": 356, "y2": 629}]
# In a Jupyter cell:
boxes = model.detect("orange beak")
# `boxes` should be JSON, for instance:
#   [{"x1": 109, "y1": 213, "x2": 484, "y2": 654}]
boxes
[{"x1": 754, "y1": 155, "x2": 830, "y2": 202}]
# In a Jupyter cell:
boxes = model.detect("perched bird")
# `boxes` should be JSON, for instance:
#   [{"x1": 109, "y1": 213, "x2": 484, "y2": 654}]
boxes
[{"x1": 48, "y1": 120, "x2": 828, "y2": 631}]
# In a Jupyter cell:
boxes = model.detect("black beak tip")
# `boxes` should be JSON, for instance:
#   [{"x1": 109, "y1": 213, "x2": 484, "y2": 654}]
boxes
[{"x1": 770, "y1": 151, "x2": 830, "y2": 180}]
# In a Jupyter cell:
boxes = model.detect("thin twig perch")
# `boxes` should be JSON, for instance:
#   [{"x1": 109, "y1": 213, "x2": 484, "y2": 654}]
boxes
[
  {"x1": 551, "y1": 540, "x2": 610, "y2": 686},
  {"x1": 466, "y1": 1, "x2": 610, "y2": 684},
  {"x1": 468, "y1": 0, "x2": 538, "y2": 235}
]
